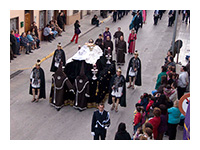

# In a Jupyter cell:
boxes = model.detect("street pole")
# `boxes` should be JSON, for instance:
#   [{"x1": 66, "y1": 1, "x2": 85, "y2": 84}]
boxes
[{"x1": 171, "y1": 10, "x2": 179, "y2": 59}]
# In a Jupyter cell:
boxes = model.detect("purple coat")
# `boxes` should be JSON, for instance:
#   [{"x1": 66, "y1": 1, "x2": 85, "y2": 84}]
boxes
[
  {"x1": 103, "y1": 31, "x2": 111, "y2": 41},
  {"x1": 158, "y1": 114, "x2": 168, "y2": 134}
]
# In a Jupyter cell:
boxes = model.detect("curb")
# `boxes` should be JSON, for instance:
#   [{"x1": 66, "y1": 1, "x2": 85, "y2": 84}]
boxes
[{"x1": 10, "y1": 14, "x2": 112, "y2": 79}]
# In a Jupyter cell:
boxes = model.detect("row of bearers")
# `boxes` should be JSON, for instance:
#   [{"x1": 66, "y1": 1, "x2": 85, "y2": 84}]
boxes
[{"x1": 29, "y1": 43, "x2": 141, "y2": 112}]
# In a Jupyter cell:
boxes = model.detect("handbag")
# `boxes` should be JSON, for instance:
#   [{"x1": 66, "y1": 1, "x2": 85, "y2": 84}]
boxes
[{"x1": 76, "y1": 28, "x2": 81, "y2": 35}]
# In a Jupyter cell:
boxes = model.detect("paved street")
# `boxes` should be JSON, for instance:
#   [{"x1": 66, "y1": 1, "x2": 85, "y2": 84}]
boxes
[{"x1": 10, "y1": 10, "x2": 190, "y2": 140}]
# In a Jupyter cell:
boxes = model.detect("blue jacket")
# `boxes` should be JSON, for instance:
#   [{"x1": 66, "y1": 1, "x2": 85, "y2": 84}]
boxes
[
  {"x1": 27, "y1": 34, "x2": 34, "y2": 42},
  {"x1": 168, "y1": 107, "x2": 181, "y2": 124}
]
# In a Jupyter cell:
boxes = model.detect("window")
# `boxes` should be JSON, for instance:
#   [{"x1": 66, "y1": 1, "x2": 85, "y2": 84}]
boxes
[
  {"x1": 39, "y1": 10, "x2": 46, "y2": 30},
  {"x1": 10, "y1": 17, "x2": 19, "y2": 31}
]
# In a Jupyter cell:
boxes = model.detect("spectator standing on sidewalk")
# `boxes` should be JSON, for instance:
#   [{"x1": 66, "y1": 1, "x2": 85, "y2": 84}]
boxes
[
  {"x1": 71, "y1": 20, "x2": 81, "y2": 44},
  {"x1": 167, "y1": 100, "x2": 181, "y2": 140},
  {"x1": 177, "y1": 66, "x2": 189, "y2": 99},
  {"x1": 14, "y1": 29, "x2": 21, "y2": 55},
  {"x1": 31, "y1": 21, "x2": 39, "y2": 38},
  {"x1": 155, "y1": 66, "x2": 167, "y2": 90},
  {"x1": 57, "y1": 12, "x2": 65, "y2": 32},
  {"x1": 54, "y1": 20, "x2": 63, "y2": 36},
  {"x1": 148, "y1": 107, "x2": 161, "y2": 140},
  {"x1": 10, "y1": 30, "x2": 17, "y2": 58},
  {"x1": 114, "y1": 122, "x2": 131, "y2": 140},
  {"x1": 91, "y1": 103, "x2": 110, "y2": 140}
]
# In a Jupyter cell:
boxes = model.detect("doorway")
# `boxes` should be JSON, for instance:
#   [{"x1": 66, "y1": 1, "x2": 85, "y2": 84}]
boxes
[{"x1": 25, "y1": 10, "x2": 33, "y2": 33}]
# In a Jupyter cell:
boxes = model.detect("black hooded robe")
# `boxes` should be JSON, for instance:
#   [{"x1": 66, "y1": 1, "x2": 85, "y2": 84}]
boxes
[
  {"x1": 108, "y1": 74, "x2": 126, "y2": 107},
  {"x1": 50, "y1": 49, "x2": 66, "y2": 72},
  {"x1": 73, "y1": 61, "x2": 90, "y2": 111},
  {"x1": 29, "y1": 67, "x2": 46, "y2": 99},
  {"x1": 125, "y1": 57, "x2": 142, "y2": 86},
  {"x1": 49, "y1": 64, "x2": 74, "y2": 111}
]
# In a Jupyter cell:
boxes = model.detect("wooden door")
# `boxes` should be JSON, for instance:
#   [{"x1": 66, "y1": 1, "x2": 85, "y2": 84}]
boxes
[{"x1": 25, "y1": 10, "x2": 33, "y2": 32}]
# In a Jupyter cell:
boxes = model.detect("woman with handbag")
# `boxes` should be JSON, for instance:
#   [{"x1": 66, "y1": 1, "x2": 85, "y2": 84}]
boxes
[
  {"x1": 128, "y1": 29, "x2": 137, "y2": 54},
  {"x1": 71, "y1": 20, "x2": 81, "y2": 44}
]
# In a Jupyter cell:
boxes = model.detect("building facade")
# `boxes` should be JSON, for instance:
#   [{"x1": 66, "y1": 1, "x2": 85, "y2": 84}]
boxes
[{"x1": 10, "y1": 10, "x2": 94, "y2": 40}]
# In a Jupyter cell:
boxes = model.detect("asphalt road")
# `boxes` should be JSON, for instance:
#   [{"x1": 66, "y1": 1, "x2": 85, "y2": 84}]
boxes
[{"x1": 10, "y1": 10, "x2": 184, "y2": 140}]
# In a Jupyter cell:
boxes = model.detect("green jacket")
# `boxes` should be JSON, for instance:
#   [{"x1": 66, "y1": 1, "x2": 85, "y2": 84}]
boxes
[{"x1": 155, "y1": 72, "x2": 166, "y2": 90}]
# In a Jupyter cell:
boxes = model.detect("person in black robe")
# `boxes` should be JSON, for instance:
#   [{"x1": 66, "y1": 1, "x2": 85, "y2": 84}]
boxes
[
  {"x1": 91, "y1": 103, "x2": 110, "y2": 140},
  {"x1": 29, "y1": 60, "x2": 46, "y2": 102},
  {"x1": 126, "y1": 51, "x2": 142, "y2": 89},
  {"x1": 108, "y1": 67, "x2": 126, "y2": 112},
  {"x1": 95, "y1": 34, "x2": 104, "y2": 51},
  {"x1": 116, "y1": 35, "x2": 127, "y2": 65},
  {"x1": 50, "y1": 43, "x2": 66, "y2": 72},
  {"x1": 113, "y1": 27, "x2": 124, "y2": 53},
  {"x1": 74, "y1": 61, "x2": 90, "y2": 111},
  {"x1": 49, "y1": 63, "x2": 74, "y2": 111},
  {"x1": 103, "y1": 36, "x2": 113, "y2": 56}
]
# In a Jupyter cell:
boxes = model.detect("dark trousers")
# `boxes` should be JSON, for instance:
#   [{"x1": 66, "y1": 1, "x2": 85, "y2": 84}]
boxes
[
  {"x1": 92, "y1": 20, "x2": 99, "y2": 27},
  {"x1": 25, "y1": 44, "x2": 31, "y2": 53},
  {"x1": 168, "y1": 17, "x2": 173, "y2": 26},
  {"x1": 134, "y1": 24, "x2": 140, "y2": 33},
  {"x1": 16, "y1": 42, "x2": 20, "y2": 54},
  {"x1": 94, "y1": 129, "x2": 106, "y2": 140},
  {"x1": 177, "y1": 86, "x2": 186, "y2": 100},
  {"x1": 154, "y1": 16, "x2": 159, "y2": 25},
  {"x1": 168, "y1": 123, "x2": 178, "y2": 140},
  {"x1": 113, "y1": 13, "x2": 117, "y2": 22}
]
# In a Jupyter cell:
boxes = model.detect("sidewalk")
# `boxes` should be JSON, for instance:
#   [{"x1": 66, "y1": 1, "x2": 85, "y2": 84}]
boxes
[{"x1": 10, "y1": 10, "x2": 112, "y2": 76}]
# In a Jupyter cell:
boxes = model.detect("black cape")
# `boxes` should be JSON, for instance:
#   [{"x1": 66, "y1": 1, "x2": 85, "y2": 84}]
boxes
[
  {"x1": 125, "y1": 57, "x2": 142, "y2": 86},
  {"x1": 108, "y1": 74, "x2": 126, "y2": 107},
  {"x1": 50, "y1": 49, "x2": 66, "y2": 72},
  {"x1": 29, "y1": 67, "x2": 46, "y2": 99}
]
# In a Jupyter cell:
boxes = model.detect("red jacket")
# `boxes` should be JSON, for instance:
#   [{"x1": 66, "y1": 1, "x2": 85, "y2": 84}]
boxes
[
  {"x1": 134, "y1": 112, "x2": 142, "y2": 125},
  {"x1": 146, "y1": 100, "x2": 154, "y2": 113},
  {"x1": 148, "y1": 116, "x2": 161, "y2": 140}
]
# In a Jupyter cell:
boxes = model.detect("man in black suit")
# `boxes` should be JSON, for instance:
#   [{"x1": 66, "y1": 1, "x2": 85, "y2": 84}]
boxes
[
  {"x1": 134, "y1": 11, "x2": 142, "y2": 33},
  {"x1": 91, "y1": 103, "x2": 110, "y2": 140}
]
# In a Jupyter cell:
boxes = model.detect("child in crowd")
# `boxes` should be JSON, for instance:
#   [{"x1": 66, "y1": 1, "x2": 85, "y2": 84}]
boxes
[
  {"x1": 133, "y1": 127, "x2": 143, "y2": 140},
  {"x1": 133, "y1": 106, "x2": 142, "y2": 134}
]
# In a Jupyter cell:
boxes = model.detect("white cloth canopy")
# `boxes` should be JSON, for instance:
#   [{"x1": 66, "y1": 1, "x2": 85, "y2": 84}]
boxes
[{"x1": 66, "y1": 44, "x2": 103, "y2": 65}]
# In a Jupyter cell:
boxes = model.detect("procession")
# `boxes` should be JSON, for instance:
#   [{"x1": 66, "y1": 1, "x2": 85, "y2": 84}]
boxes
[{"x1": 10, "y1": 9, "x2": 190, "y2": 141}]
